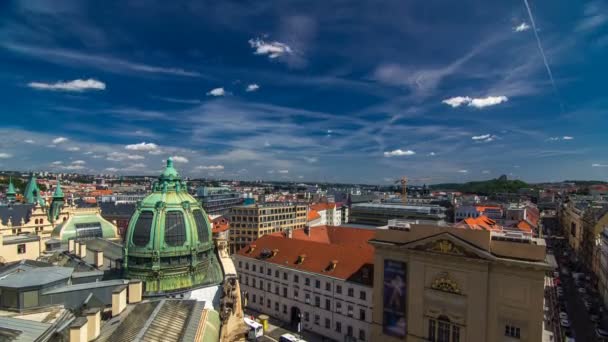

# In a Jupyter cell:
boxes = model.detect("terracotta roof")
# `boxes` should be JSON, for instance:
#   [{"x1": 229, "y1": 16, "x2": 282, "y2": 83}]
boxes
[
  {"x1": 454, "y1": 215, "x2": 502, "y2": 231},
  {"x1": 525, "y1": 205, "x2": 539, "y2": 227},
  {"x1": 516, "y1": 220, "x2": 533, "y2": 233},
  {"x1": 212, "y1": 216, "x2": 230, "y2": 233},
  {"x1": 474, "y1": 205, "x2": 502, "y2": 212},
  {"x1": 307, "y1": 209, "x2": 321, "y2": 222},
  {"x1": 238, "y1": 226, "x2": 374, "y2": 282},
  {"x1": 310, "y1": 203, "x2": 336, "y2": 211}
]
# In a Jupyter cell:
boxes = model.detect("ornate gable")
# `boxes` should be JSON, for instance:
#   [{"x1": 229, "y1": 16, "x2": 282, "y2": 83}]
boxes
[{"x1": 406, "y1": 233, "x2": 495, "y2": 261}]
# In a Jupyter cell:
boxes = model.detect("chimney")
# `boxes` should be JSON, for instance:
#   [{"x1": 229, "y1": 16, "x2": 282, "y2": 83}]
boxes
[
  {"x1": 68, "y1": 239, "x2": 75, "y2": 254},
  {"x1": 84, "y1": 308, "x2": 101, "y2": 341},
  {"x1": 93, "y1": 249, "x2": 103, "y2": 268},
  {"x1": 74, "y1": 241, "x2": 80, "y2": 256},
  {"x1": 79, "y1": 243, "x2": 87, "y2": 259},
  {"x1": 69, "y1": 317, "x2": 88, "y2": 342},
  {"x1": 128, "y1": 279, "x2": 143, "y2": 304},
  {"x1": 286, "y1": 228, "x2": 293, "y2": 239},
  {"x1": 304, "y1": 224, "x2": 310, "y2": 236},
  {"x1": 111, "y1": 285, "x2": 128, "y2": 317}
]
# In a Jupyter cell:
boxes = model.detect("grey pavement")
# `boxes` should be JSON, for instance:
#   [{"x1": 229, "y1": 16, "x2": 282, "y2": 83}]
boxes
[{"x1": 244, "y1": 308, "x2": 331, "y2": 342}]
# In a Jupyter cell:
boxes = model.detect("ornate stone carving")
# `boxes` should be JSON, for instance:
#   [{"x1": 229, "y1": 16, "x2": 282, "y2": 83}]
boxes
[
  {"x1": 431, "y1": 272, "x2": 461, "y2": 294},
  {"x1": 430, "y1": 239, "x2": 464, "y2": 255}
]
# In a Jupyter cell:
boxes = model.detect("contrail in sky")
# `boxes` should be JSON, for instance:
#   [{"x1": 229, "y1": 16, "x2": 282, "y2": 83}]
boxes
[{"x1": 523, "y1": 0, "x2": 561, "y2": 103}]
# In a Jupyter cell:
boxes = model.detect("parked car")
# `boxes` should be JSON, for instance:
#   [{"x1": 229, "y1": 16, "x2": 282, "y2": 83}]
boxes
[
  {"x1": 559, "y1": 312, "x2": 569, "y2": 320},
  {"x1": 578, "y1": 287, "x2": 587, "y2": 294},
  {"x1": 561, "y1": 319, "x2": 571, "y2": 328}
]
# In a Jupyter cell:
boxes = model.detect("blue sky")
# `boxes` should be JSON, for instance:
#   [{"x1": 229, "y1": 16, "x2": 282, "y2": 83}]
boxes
[{"x1": 0, "y1": 0, "x2": 607, "y2": 184}]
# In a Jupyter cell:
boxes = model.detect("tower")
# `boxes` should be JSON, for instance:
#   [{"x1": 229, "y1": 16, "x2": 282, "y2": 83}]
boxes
[
  {"x1": 23, "y1": 173, "x2": 45, "y2": 206},
  {"x1": 6, "y1": 176, "x2": 16, "y2": 202},
  {"x1": 49, "y1": 179, "x2": 65, "y2": 223},
  {"x1": 400, "y1": 176, "x2": 408, "y2": 205}
]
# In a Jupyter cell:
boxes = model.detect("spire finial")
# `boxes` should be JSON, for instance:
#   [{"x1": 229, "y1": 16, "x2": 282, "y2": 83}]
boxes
[{"x1": 167, "y1": 157, "x2": 173, "y2": 168}]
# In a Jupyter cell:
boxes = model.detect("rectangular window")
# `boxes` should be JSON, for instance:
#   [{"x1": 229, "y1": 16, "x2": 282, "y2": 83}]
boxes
[
  {"x1": 359, "y1": 329, "x2": 366, "y2": 341},
  {"x1": 360, "y1": 309, "x2": 366, "y2": 321},
  {"x1": 305, "y1": 312, "x2": 310, "y2": 321},
  {"x1": 275, "y1": 270, "x2": 279, "y2": 278},
  {"x1": 347, "y1": 325, "x2": 353, "y2": 337},
  {"x1": 267, "y1": 268, "x2": 271, "y2": 276},
  {"x1": 336, "y1": 285, "x2": 342, "y2": 294},
  {"x1": 314, "y1": 315, "x2": 320, "y2": 325},
  {"x1": 305, "y1": 294, "x2": 311, "y2": 304},
  {"x1": 336, "y1": 321, "x2": 342, "y2": 333},
  {"x1": 294, "y1": 275, "x2": 299, "y2": 283},
  {"x1": 428, "y1": 319, "x2": 436, "y2": 341},
  {"x1": 305, "y1": 278, "x2": 310, "y2": 286},
  {"x1": 252, "y1": 264, "x2": 256, "y2": 272},
  {"x1": 325, "y1": 318, "x2": 331, "y2": 329},
  {"x1": 438, "y1": 320, "x2": 450, "y2": 342},
  {"x1": 275, "y1": 302, "x2": 279, "y2": 311},
  {"x1": 294, "y1": 290, "x2": 299, "y2": 298},
  {"x1": 253, "y1": 294, "x2": 256, "y2": 303},
  {"x1": 17, "y1": 244, "x2": 26, "y2": 254},
  {"x1": 259, "y1": 296, "x2": 263, "y2": 304},
  {"x1": 283, "y1": 288, "x2": 287, "y2": 297},
  {"x1": 267, "y1": 283, "x2": 271, "y2": 291},
  {"x1": 348, "y1": 288, "x2": 354, "y2": 297},
  {"x1": 315, "y1": 280, "x2": 321, "y2": 288},
  {"x1": 452, "y1": 326, "x2": 460, "y2": 342},
  {"x1": 267, "y1": 299, "x2": 271, "y2": 308},
  {"x1": 245, "y1": 262, "x2": 249, "y2": 270},
  {"x1": 238, "y1": 261, "x2": 242, "y2": 268},
  {"x1": 360, "y1": 291, "x2": 366, "y2": 300},
  {"x1": 505, "y1": 325, "x2": 520, "y2": 339},
  {"x1": 326, "y1": 299, "x2": 331, "y2": 310},
  {"x1": 260, "y1": 280, "x2": 263, "y2": 289},
  {"x1": 283, "y1": 304, "x2": 287, "y2": 314},
  {"x1": 275, "y1": 285, "x2": 279, "y2": 294},
  {"x1": 336, "y1": 302, "x2": 342, "y2": 313},
  {"x1": 325, "y1": 282, "x2": 331, "y2": 291},
  {"x1": 260, "y1": 266, "x2": 264, "y2": 274},
  {"x1": 315, "y1": 296, "x2": 320, "y2": 307},
  {"x1": 283, "y1": 272, "x2": 288, "y2": 280}
]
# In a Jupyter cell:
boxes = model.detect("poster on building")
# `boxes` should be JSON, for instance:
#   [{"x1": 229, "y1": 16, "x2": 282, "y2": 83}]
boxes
[{"x1": 383, "y1": 259, "x2": 407, "y2": 337}]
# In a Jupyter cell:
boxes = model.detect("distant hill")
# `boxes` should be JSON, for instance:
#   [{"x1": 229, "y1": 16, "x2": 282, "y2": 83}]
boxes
[{"x1": 430, "y1": 175, "x2": 529, "y2": 195}]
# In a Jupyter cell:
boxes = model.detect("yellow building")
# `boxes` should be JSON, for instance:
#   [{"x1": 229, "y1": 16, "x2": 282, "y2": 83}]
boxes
[
  {"x1": 228, "y1": 202, "x2": 306, "y2": 253},
  {"x1": 369, "y1": 224, "x2": 552, "y2": 342}
]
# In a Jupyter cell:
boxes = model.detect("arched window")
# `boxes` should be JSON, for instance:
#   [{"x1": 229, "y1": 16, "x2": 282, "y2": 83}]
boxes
[
  {"x1": 428, "y1": 315, "x2": 461, "y2": 342},
  {"x1": 193, "y1": 210, "x2": 210, "y2": 244},
  {"x1": 133, "y1": 211, "x2": 154, "y2": 247},
  {"x1": 165, "y1": 211, "x2": 186, "y2": 246}
]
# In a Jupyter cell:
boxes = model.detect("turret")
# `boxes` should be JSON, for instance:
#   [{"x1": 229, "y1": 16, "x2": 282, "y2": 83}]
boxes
[
  {"x1": 49, "y1": 178, "x2": 65, "y2": 223},
  {"x1": 24, "y1": 173, "x2": 45, "y2": 206},
  {"x1": 6, "y1": 177, "x2": 16, "y2": 202}
]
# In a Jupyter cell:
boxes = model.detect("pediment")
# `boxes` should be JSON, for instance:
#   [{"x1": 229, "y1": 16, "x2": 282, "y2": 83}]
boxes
[{"x1": 404, "y1": 232, "x2": 495, "y2": 261}]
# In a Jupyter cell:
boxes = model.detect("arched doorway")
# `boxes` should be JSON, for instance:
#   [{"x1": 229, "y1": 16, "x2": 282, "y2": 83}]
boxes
[{"x1": 290, "y1": 306, "x2": 301, "y2": 328}]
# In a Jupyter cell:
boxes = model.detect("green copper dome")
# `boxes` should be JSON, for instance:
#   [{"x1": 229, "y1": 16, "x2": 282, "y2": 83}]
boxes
[{"x1": 123, "y1": 159, "x2": 223, "y2": 296}]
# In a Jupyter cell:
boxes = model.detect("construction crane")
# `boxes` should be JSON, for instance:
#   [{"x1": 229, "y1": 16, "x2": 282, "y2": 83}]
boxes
[{"x1": 394, "y1": 176, "x2": 408, "y2": 205}]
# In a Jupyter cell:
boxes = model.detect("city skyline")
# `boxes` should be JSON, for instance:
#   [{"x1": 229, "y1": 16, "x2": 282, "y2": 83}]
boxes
[{"x1": 1, "y1": 1, "x2": 607, "y2": 184}]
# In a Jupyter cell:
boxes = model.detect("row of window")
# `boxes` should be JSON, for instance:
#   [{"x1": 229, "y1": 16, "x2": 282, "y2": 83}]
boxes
[
  {"x1": 239, "y1": 263, "x2": 367, "y2": 300},
  {"x1": 248, "y1": 294, "x2": 366, "y2": 340}
]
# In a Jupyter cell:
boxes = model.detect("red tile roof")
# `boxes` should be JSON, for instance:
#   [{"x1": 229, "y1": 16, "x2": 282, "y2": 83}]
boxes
[
  {"x1": 454, "y1": 215, "x2": 502, "y2": 231},
  {"x1": 307, "y1": 209, "x2": 321, "y2": 222},
  {"x1": 310, "y1": 203, "x2": 336, "y2": 211},
  {"x1": 238, "y1": 226, "x2": 374, "y2": 281}
]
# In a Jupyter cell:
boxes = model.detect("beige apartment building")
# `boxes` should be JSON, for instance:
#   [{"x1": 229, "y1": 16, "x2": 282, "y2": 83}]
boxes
[
  {"x1": 369, "y1": 224, "x2": 553, "y2": 342},
  {"x1": 228, "y1": 202, "x2": 306, "y2": 253}
]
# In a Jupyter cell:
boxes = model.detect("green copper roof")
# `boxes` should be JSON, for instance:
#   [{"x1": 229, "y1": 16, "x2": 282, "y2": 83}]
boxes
[
  {"x1": 53, "y1": 180, "x2": 64, "y2": 198},
  {"x1": 23, "y1": 174, "x2": 44, "y2": 206},
  {"x1": 6, "y1": 177, "x2": 16, "y2": 198},
  {"x1": 51, "y1": 211, "x2": 117, "y2": 241},
  {"x1": 124, "y1": 157, "x2": 223, "y2": 296}
]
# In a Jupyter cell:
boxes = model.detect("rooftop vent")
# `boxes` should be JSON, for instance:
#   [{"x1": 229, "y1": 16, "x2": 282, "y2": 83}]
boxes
[
  {"x1": 296, "y1": 254, "x2": 306, "y2": 265},
  {"x1": 248, "y1": 244, "x2": 256, "y2": 254}
]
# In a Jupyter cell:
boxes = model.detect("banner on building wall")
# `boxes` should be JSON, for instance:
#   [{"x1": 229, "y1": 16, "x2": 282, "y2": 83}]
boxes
[{"x1": 382, "y1": 259, "x2": 407, "y2": 337}]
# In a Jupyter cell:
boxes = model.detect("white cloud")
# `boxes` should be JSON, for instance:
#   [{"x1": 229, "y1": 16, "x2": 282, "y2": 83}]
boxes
[
  {"x1": 482, "y1": 170, "x2": 491, "y2": 174},
  {"x1": 304, "y1": 157, "x2": 318, "y2": 163},
  {"x1": 206, "y1": 87, "x2": 226, "y2": 97},
  {"x1": 248, "y1": 37, "x2": 293, "y2": 59},
  {"x1": 67, "y1": 146, "x2": 80, "y2": 151},
  {"x1": 278, "y1": 170, "x2": 289, "y2": 174},
  {"x1": 442, "y1": 96, "x2": 471, "y2": 108},
  {"x1": 548, "y1": 137, "x2": 560, "y2": 141},
  {"x1": 28, "y1": 78, "x2": 106, "y2": 92},
  {"x1": 53, "y1": 137, "x2": 68, "y2": 144},
  {"x1": 24, "y1": 139, "x2": 35, "y2": 144},
  {"x1": 514, "y1": 22, "x2": 530, "y2": 32},
  {"x1": 125, "y1": 142, "x2": 159, "y2": 151},
  {"x1": 562, "y1": 136, "x2": 574, "y2": 140},
  {"x1": 62, "y1": 164, "x2": 85, "y2": 170},
  {"x1": 458, "y1": 170, "x2": 468, "y2": 173},
  {"x1": 107, "y1": 152, "x2": 145, "y2": 161},
  {"x1": 127, "y1": 163, "x2": 146, "y2": 169},
  {"x1": 471, "y1": 134, "x2": 491, "y2": 140},
  {"x1": 196, "y1": 165, "x2": 224, "y2": 170},
  {"x1": 0, "y1": 153, "x2": 12, "y2": 159},
  {"x1": 548, "y1": 136, "x2": 574, "y2": 141},
  {"x1": 246, "y1": 84, "x2": 260, "y2": 92},
  {"x1": 51, "y1": 161, "x2": 62, "y2": 165},
  {"x1": 469, "y1": 96, "x2": 509, "y2": 108},
  {"x1": 428, "y1": 152, "x2": 436, "y2": 156},
  {"x1": 72, "y1": 160, "x2": 86, "y2": 165},
  {"x1": 442, "y1": 95, "x2": 508, "y2": 108},
  {"x1": 384, "y1": 149, "x2": 416, "y2": 157},
  {"x1": 148, "y1": 150, "x2": 164, "y2": 155},
  {"x1": 171, "y1": 155, "x2": 189, "y2": 163},
  {"x1": 84, "y1": 151, "x2": 93, "y2": 155},
  {"x1": 105, "y1": 167, "x2": 119, "y2": 172},
  {"x1": 472, "y1": 134, "x2": 498, "y2": 142},
  {"x1": 592, "y1": 163, "x2": 608, "y2": 167}
]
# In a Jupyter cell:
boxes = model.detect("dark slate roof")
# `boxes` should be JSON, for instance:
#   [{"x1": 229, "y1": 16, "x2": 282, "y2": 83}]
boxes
[
  {"x1": 0, "y1": 259, "x2": 53, "y2": 276},
  {"x1": 83, "y1": 238, "x2": 124, "y2": 261},
  {"x1": 98, "y1": 202, "x2": 136, "y2": 217},
  {"x1": 0, "y1": 317, "x2": 53, "y2": 342},
  {"x1": 0, "y1": 203, "x2": 34, "y2": 225},
  {"x1": 0, "y1": 266, "x2": 72, "y2": 288}
]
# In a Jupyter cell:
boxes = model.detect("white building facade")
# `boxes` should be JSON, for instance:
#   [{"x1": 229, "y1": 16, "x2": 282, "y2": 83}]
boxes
[{"x1": 236, "y1": 257, "x2": 372, "y2": 341}]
